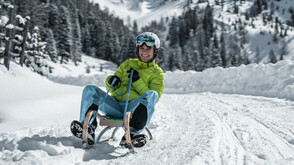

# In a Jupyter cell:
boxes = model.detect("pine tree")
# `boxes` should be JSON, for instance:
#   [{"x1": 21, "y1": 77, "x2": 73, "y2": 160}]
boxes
[
  {"x1": 56, "y1": 6, "x2": 72, "y2": 64},
  {"x1": 82, "y1": 22, "x2": 92, "y2": 55},
  {"x1": 71, "y1": 8, "x2": 82, "y2": 65},
  {"x1": 279, "y1": 39, "x2": 288, "y2": 60},
  {"x1": 45, "y1": 29, "x2": 58, "y2": 63},
  {"x1": 269, "y1": 49, "x2": 277, "y2": 63},
  {"x1": 125, "y1": 34, "x2": 136, "y2": 61},
  {"x1": 179, "y1": 19, "x2": 189, "y2": 48},
  {"x1": 173, "y1": 46, "x2": 183, "y2": 70},
  {"x1": 93, "y1": 18, "x2": 106, "y2": 59},
  {"x1": 104, "y1": 24, "x2": 115, "y2": 61},
  {"x1": 203, "y1": 4, "x2": 214, "y2": 47},
  {"x1": 211, "y1": 34, "x2": 222, "y2": 68},
  {"x1": 167, "y1": 16, "x2": 179, "y2": 47},
  {"x1": 25, "y1": 26, "x2": 50, "y2": 76},
  {"x1": 255, "y1": 46, "x2": 260, "y2": 63},
  {"x1": 220, "y1": 32, "x2": 227, "y2": 67},
  {"x1": 228, "y1": 35, "x2": 240, "y2": 67},
  {"x1": 133, "y1": 20, "x2": 138, "y2": 36}
]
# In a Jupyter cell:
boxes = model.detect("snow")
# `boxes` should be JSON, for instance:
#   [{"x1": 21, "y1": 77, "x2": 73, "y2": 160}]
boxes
[
  {"x1": 15, "y1": 15, "x2": 25, "y2": 25},
  {"x1": 91, "y1": 0, "x2": 188, "y2": 28},
  {"x1": 165, "y1": 60, "x2": 294, "y2": 101},
  {"x1": 5, "y1": 24, "x2": 14, "y2": 29},
  {"x1": 0, "y1": 16, "x2": 9, "y2": 25},
  {"x1": 0, "y1": 56, "x2": 294, "y2": 164}
]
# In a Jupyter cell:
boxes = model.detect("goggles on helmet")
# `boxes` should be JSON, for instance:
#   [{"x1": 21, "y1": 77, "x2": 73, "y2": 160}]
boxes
[{"x1": 136, "y1": 34, "x2": 156, "y2": 47}]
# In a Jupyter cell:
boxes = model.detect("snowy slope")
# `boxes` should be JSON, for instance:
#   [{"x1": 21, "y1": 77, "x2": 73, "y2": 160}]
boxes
[
  {"x1": 93, "y1": 0, "x2": 294, "y2": 62},
  {"x1": 91, "y1": 0, "x2": 188, "y2": 28},
  {"x1": 0, "y1": 56, "x2": 294, "y2": 164}
]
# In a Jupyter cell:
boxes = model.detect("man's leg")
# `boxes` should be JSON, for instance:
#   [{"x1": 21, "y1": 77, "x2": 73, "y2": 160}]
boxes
[
  {"x1": 130, "y1": 103, "x2": 148, "y2": 131},
  {"x1": 127, "y1": 90, "x2": 159, "y2": 132},
  {"x1": 120, "y1": 90, "x2": 158, "y2": 147},
  {"x1": 71, "y1": 85, "x2": 122, "y2": 144}
]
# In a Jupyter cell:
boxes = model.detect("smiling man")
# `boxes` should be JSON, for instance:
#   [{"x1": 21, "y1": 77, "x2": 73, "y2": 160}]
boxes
[{"x1": 71, "y1": 32, "x2": 165, "y2": 148}]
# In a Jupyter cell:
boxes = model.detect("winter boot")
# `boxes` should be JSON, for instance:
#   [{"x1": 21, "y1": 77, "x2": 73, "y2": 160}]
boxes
[
  {"x1": 70, "y1": 120, "x2": 96, "y2": 145},
  {"x1": 119, "y1": 127, "x2": 147, "y2": 148}
]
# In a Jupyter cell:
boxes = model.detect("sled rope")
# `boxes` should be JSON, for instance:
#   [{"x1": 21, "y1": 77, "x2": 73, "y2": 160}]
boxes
[
  {"x1": 88, "y1": 69, "x2": 134, "y2": 127},
  {"x1": 88, "y1": 77, "x2": 117, "y2": 126},
  {"x1": 122, "y1": 69, "x2": 133, "y2": 127}
]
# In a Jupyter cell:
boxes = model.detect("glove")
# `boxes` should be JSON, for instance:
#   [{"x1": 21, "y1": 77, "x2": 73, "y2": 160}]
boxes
[
  {"x1": 108, "y1": 75, "x2": 121, "y2": 87},
  {"x1": 127, "y1": 68, "x2": 140, "y2": 82}
]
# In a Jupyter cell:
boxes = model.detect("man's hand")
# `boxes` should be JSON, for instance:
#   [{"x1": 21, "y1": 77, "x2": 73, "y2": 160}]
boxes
[
  {"x1": 127, "y1": 68, "x2": 140, "y2": 82},
  {"x1": 108, "y1": 75, "x2": 121, "y2": 86}
]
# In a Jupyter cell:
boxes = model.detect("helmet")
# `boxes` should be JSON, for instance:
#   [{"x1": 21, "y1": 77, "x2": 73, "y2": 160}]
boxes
[
  {"x1": 135, "y1": 32, "x2": 160, "y2": 62},
  {"x1": 136, "y1": 32, "x2": 160, "y2": 49}
]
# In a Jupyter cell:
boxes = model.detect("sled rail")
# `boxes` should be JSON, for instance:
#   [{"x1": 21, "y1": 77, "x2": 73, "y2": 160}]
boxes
[{"x1": 82, "y1": 111, "x2": 153, "y2": 149}]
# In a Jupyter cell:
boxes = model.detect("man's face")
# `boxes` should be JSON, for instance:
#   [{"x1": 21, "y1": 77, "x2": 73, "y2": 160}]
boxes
[{"x1": 139, "y1": 44, "x2": 154, "y2": 62}]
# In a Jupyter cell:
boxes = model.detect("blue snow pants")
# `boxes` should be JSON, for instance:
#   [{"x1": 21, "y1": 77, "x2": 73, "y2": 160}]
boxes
[{"x1": 79, "y1": 85, "x2": 158, "y2": 133}]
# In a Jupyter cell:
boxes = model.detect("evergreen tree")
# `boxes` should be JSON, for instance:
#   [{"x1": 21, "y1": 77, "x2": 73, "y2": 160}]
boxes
[
  {"x1": 203, "y1": 4, "x2": 214, "y2": 47},
  {"x1": 104, "y1": 24, "x2": 116, "y2": 61},
  {"x1": 255, "y1": 46, "x2": 260, "y2": 63},
  {"x1": 133, "y1": 20, "x2": 138, "y2": 36},
  {"x1": 45, "y1": 29, "x2": 58, "y2": 63},
  {"x1": 93, "y1": 18, "x2": 106, "y2": 59},
  {"x1": 25, "y1": 26, "x2": 50, "y2": 76},
  {"x1": 279, "y1": 39, "x2": 288, "y2": 60},
  {"x1": 194, "y1": 50, "x2": 202, "y2": 71},
  {"x1": 178, "y1": 19, "x2": 189, "y2": 48},
  {"x1": 125, "y1": 34, "x2": 136, "y2": 61},
  {"x1": 167, "y1": 16, "x2": 179, "y2": 47},
  {"x1": 82, "y1": 22, "x2": 92, "y2": 55},
  {"x1": 211, "y1": 34, "x2": 222, "y2": 68},
  {"x1": 71, "y1": 8, "x2": 82, "y2": 65},
  {"x1": 56, "y1": 6, "x2": 72, "y2": 64},
  {"x1": 220, "y1": 32, "x2": 227, "y2": 67},
  {"x1": 227, "y1": 35, "x2": 240, "y2": 67},
  {"x1": 173, "y1": 46, "x2": 183, "y2": 70},
  {"x1": 269, "y1": 49, "x2": 277, "y2": 63}
]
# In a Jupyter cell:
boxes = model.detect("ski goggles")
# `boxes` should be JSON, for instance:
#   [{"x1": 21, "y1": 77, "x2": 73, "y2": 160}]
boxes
[{"x1": 136, "y1": 34, "x2": 156, "y2": 47}]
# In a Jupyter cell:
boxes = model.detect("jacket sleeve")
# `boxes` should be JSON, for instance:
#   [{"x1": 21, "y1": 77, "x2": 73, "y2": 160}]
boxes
[
  {"x1": 105, "y1": 60, "x2": 128, "y2": 91},
  {"x1": 132, "y1": 70, "x2": 165, "y2": 100}
]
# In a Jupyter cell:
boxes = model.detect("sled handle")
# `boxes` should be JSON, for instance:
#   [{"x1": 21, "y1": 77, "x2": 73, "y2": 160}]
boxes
[
  {"x1": 88, "y1": 77, "x2": 117, "y2": 126},
  {"x1": 122, "y1": 69, "x2": 133, "y2": 127}
]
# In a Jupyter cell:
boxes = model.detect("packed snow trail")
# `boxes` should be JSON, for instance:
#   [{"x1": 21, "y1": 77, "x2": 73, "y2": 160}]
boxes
[{"x1": 1, "y1": 91, "x2": 293, "y2": 164}]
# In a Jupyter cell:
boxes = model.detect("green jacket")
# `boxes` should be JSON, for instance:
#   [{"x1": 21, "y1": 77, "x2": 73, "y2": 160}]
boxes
[{"x1": 106, "y1": 58, "x2": 165, "y2": 102}]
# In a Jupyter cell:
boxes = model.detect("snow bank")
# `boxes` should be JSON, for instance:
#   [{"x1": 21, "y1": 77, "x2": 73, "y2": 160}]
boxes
[
  {"x1": 0, "y1": 62, "x2": 82, "y2": 128},
  {"x1": 165, "y1": 60, "x2": 294, "y2": 101}
]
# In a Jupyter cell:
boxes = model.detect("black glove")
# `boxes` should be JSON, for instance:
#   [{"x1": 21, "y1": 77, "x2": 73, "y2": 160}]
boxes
[
  {"x1": 108, "y1": 75, "x2": 121, "y2": 87},
  {"x1": 127, "y1": 68, "x2": 140, "y2": 82}
]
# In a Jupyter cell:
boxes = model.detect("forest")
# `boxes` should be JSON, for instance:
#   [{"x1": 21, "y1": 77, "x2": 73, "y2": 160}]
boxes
[{"x1": 2, "y1": 0, "x2": 293, "y2": 74}]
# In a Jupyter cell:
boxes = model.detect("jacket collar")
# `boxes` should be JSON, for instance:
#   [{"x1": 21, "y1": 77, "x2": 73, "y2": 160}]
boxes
[{"x1": 137, "y1": 59, "x2": 155, "y2": 68}]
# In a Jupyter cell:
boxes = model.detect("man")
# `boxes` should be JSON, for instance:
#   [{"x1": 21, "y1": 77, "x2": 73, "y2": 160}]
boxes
[{"x1": 71, "y1": 32, "x2": 165, "y2": 148}]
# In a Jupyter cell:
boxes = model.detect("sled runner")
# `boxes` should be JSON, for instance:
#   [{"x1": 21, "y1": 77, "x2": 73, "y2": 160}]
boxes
[{"x1": 82, "y1": 109, "x2": 153, "y2": 151}]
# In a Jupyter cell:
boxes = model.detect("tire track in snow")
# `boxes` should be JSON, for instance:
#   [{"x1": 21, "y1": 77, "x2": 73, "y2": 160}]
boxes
[{"x1": 203, "y1": 94, "x2": 294, "y2": 164}]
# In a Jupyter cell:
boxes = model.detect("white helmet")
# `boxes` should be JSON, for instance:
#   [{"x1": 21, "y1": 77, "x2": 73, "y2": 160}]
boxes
[{"x1": 135, "y1": 32, "x2": 160, "y2": 49}]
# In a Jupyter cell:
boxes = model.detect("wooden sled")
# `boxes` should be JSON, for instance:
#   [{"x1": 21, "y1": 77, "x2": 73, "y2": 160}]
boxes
[{"x1": 82, "y1": 110, "x2": 153, "y2": 151}]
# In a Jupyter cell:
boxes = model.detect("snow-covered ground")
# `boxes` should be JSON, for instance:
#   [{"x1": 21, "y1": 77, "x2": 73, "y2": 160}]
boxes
[{"x1": 0, "y1": 57, "x2": 294, "y2": 164}]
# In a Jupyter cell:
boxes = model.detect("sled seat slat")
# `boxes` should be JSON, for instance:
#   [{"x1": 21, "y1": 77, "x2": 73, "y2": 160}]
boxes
[{"x1": 97, "y1": 114, "x2": 123, "y2": 127}]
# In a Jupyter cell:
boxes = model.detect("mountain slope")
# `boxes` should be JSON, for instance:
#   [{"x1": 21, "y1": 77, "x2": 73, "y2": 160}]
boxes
[
  {"x1": 91, "y1": 0, "x2": 189, "y2": 28},
  {"x1": 92, "y1": 0, "x2": 294, "y2": 63}
]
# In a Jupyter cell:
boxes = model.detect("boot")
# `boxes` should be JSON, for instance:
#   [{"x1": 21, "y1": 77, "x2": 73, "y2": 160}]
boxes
[{"x1": 70, "y1": 120, "x2": 96, "y2": 145}]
